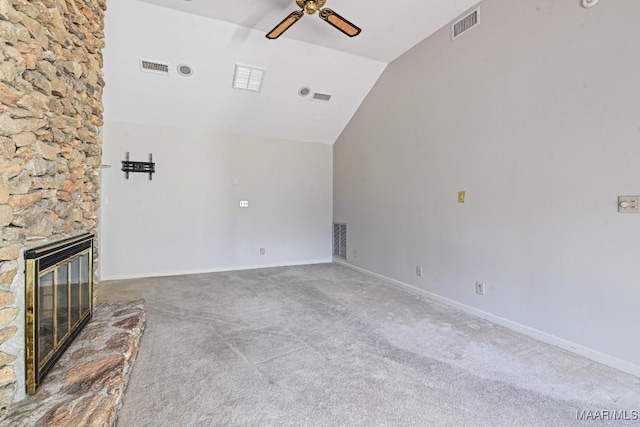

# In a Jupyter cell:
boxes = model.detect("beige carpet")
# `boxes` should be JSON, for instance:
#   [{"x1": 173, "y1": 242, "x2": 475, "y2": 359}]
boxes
[{"x1": 98, "y1": 264, "x2": 640, "y2": 426}]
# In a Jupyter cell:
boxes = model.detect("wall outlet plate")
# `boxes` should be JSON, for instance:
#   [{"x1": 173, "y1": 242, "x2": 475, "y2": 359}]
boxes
[
  {"x1": 416, "y1": 266, "x2": 422, "y2": 277},
  {"x1": 458, "y1": 191, "x2": 466, "y2": 203},
  {"x1": 475, "y1": 281, "x2": 485, "y2": 295},
  {"x1": 618, "y1": 196, "x2": 639, "y2": 213},
  {"x1": 239, "y1": 200, "x2": 249, "y2": 208}
]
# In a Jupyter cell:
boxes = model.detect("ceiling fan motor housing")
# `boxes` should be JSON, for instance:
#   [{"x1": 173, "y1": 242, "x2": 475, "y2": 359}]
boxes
[{"x1": 298, "y1": 0, "x2": 326, "y2": 15}]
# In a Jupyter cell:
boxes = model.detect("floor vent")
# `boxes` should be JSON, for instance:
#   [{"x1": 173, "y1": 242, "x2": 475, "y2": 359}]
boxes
[
  {"x1": 312, "y1": 92, "x2": 332, "y2": 102},
  {"x1": 452, "y1": 8, "x2": 479, "y2": 40},
  {"x1": 333, "y1": 223, "x2": 347, "y2": 259},
  {"x1": 140, "y1": 59, "x2": 169, "y2": 75}
]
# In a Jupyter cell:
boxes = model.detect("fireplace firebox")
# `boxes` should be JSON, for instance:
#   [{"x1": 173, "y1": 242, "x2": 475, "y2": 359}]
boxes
[{"x1": 24, "y1": 233, "x2": 94, "y2": 395}]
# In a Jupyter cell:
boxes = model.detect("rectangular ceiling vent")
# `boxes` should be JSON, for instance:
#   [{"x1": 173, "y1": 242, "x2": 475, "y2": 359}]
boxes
[
  {"x1": 451, "y1": 8, "x2": 479, "y2": 40},
  {"x1": 233, "y1": 64, "x2": 266, "y2": 92},
  {"x1": 139, "y1": 59, "x2": 169, "y2": 75},
  {"x1": 311, "y1": 92, "x2": 332, "y2": 102}
]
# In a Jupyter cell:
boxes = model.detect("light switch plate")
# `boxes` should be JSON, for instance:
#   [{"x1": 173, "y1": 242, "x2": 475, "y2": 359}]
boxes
[{"x1": 618, "y1": 196, "x2": 639, "y2": 213}]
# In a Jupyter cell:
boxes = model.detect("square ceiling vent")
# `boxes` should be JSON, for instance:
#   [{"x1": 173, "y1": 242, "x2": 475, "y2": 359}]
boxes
[{"x1": 233, "y1": 64, "x2": 266, "y2": 92}]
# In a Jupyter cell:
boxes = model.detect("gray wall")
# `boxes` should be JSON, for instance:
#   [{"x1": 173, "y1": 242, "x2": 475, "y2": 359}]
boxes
[
  {"x1": 334, "y1": 0, "x2": 640, "y2": 372},
  {"x1": 101, "y1": 121, "x2": 333, "y2": 279}
]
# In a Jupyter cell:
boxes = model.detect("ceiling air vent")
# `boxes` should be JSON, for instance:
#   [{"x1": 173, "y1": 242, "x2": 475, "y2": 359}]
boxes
[
  {"x1": 311, "y1": 92, "x2": 332, "y2": 102},
  {"x1": 233, "y1": 64, "x2": 265, "y2": 92},
  {"x1": 451, "y1": 8, "x2": 479, "y2": 40},
  {"x1": 139, "y1": 59, "x2": 170, "y2": 75}
]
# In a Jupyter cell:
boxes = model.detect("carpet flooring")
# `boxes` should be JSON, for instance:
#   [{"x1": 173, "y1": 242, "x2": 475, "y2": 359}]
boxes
[{"x1": 98, "y1": 263, "x2": 640, "y2": 427}]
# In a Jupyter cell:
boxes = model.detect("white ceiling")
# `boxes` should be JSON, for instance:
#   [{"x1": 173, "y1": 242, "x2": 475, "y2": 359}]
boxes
[
  {"x1": 102, "y1": 0, "x2": 479, "y2": 144},
  {"x1": 137, "y1": 0, "x2": 480, "y2": 63}
]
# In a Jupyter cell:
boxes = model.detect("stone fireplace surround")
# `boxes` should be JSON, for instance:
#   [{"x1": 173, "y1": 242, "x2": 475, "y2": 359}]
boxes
[{"x1": 0, "y1": 0, "x2": 105, "y2": 408}]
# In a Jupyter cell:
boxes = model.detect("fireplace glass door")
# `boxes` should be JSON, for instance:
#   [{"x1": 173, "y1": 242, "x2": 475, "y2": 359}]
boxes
[
  {"x1": 25, "y1": 234, "x2": 93, "y2": 395},
  {"x1": 37, "y1": 253, "x2": 90, "y2": 368}
]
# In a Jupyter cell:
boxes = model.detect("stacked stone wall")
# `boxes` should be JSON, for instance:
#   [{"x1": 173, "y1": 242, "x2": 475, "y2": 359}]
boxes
[{"x1": 0, "y1": 0, "x2": 105, "y2": 408}]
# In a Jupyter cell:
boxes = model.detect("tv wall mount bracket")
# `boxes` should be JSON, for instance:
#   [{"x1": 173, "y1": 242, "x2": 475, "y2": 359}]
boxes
[{"x1": 121, "y1": 152, "x2": 155, "y2": 180}]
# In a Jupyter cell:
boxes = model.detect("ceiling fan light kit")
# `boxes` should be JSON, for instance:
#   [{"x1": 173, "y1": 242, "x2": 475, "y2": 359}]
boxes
[{"x1": 266, "y1": 0, "x2": 361, "y2": 40}]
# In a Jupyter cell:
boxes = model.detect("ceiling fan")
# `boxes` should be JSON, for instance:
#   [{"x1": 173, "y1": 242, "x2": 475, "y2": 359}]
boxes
[{"x1": 266, "y1": 0, "x2": 362, "y2": 40}]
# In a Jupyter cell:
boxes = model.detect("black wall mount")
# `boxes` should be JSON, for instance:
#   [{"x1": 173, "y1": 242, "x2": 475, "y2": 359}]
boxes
[{"x1": 121, "y1": 152, "x2": 155, "y2": 180}]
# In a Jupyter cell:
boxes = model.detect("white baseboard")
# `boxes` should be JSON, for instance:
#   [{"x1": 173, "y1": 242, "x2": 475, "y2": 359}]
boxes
[
  {"x1": 334, "y1": 259, "x2": 640, "y2": 379},
  {"x1": 100, "y1": 259, "x2": 332, "y2": 282}
]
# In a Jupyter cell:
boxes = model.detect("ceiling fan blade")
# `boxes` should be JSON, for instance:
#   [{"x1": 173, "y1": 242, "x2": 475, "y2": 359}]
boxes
[
  {"x1": 319, "y1": 8, "x2": 361, "y2": 37},
  {"x1": 266, "y1": 10, "x2": 304, "y2": 39}
]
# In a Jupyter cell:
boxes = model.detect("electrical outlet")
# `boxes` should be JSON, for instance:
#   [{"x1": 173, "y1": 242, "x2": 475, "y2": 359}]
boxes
[
  {"x1": 618, "y1": 196, "x2": 640, "y2": 213},
  {"x1": 260, "y1": 248, "x2": 265, "y2": 255},
  {"x1": 239, "y1": 200, "x2": 249, "y2": 208},
  {"x1": 475, "y1": 281, "x2": 485, "y2": 296},
  {"x1": 416, "y1": 266, "x2": 423, "y2": 277}
]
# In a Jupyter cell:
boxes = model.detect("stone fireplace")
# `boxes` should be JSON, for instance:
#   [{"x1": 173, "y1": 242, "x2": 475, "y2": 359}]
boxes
[{"x1": 0, "y1": 0, "x2": 105, "y2": 409}]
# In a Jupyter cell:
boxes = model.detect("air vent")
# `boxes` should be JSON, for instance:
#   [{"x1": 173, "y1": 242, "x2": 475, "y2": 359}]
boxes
[
  {"x1": 451, "y1": 8, "x2": 479, "y2": 40},
  {"x1": 312, "y1": 92, "x2": 332, "y2": 102},
  {"x1": 333, "y1": 223, "x2": 347, "y2": 259},
  {"x1": 233, "y1": 64, "x2": 265, "y2": 92},
  {"x1": 139, "y1": 59, "x2": 169, "y2": 75}
]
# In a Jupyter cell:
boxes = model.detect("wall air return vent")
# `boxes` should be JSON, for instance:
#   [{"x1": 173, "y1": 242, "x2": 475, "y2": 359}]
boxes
[
  {"x1": 139, "y1": 59, "x2": 170, "y2": 75},
  {"x1": 451, "y1": 8, "x2": 479, "y2": 40},
  {"x1": 312, "y1": 92, "x2": 332, "y2": 102},
  {"x1": 333, "y1": 223, "x2": 347, "y2": 259}
]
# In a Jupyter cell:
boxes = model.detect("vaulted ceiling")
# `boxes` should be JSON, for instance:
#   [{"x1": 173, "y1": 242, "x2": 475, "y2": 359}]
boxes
[{"x1": 103, "y1": 0, "x2": 479, "y2": 144}]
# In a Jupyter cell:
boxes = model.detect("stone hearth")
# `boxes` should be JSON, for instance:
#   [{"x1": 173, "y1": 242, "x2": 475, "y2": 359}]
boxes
[{"x1": 0, "y1": 299, "x2": 145, "y2": 426}]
